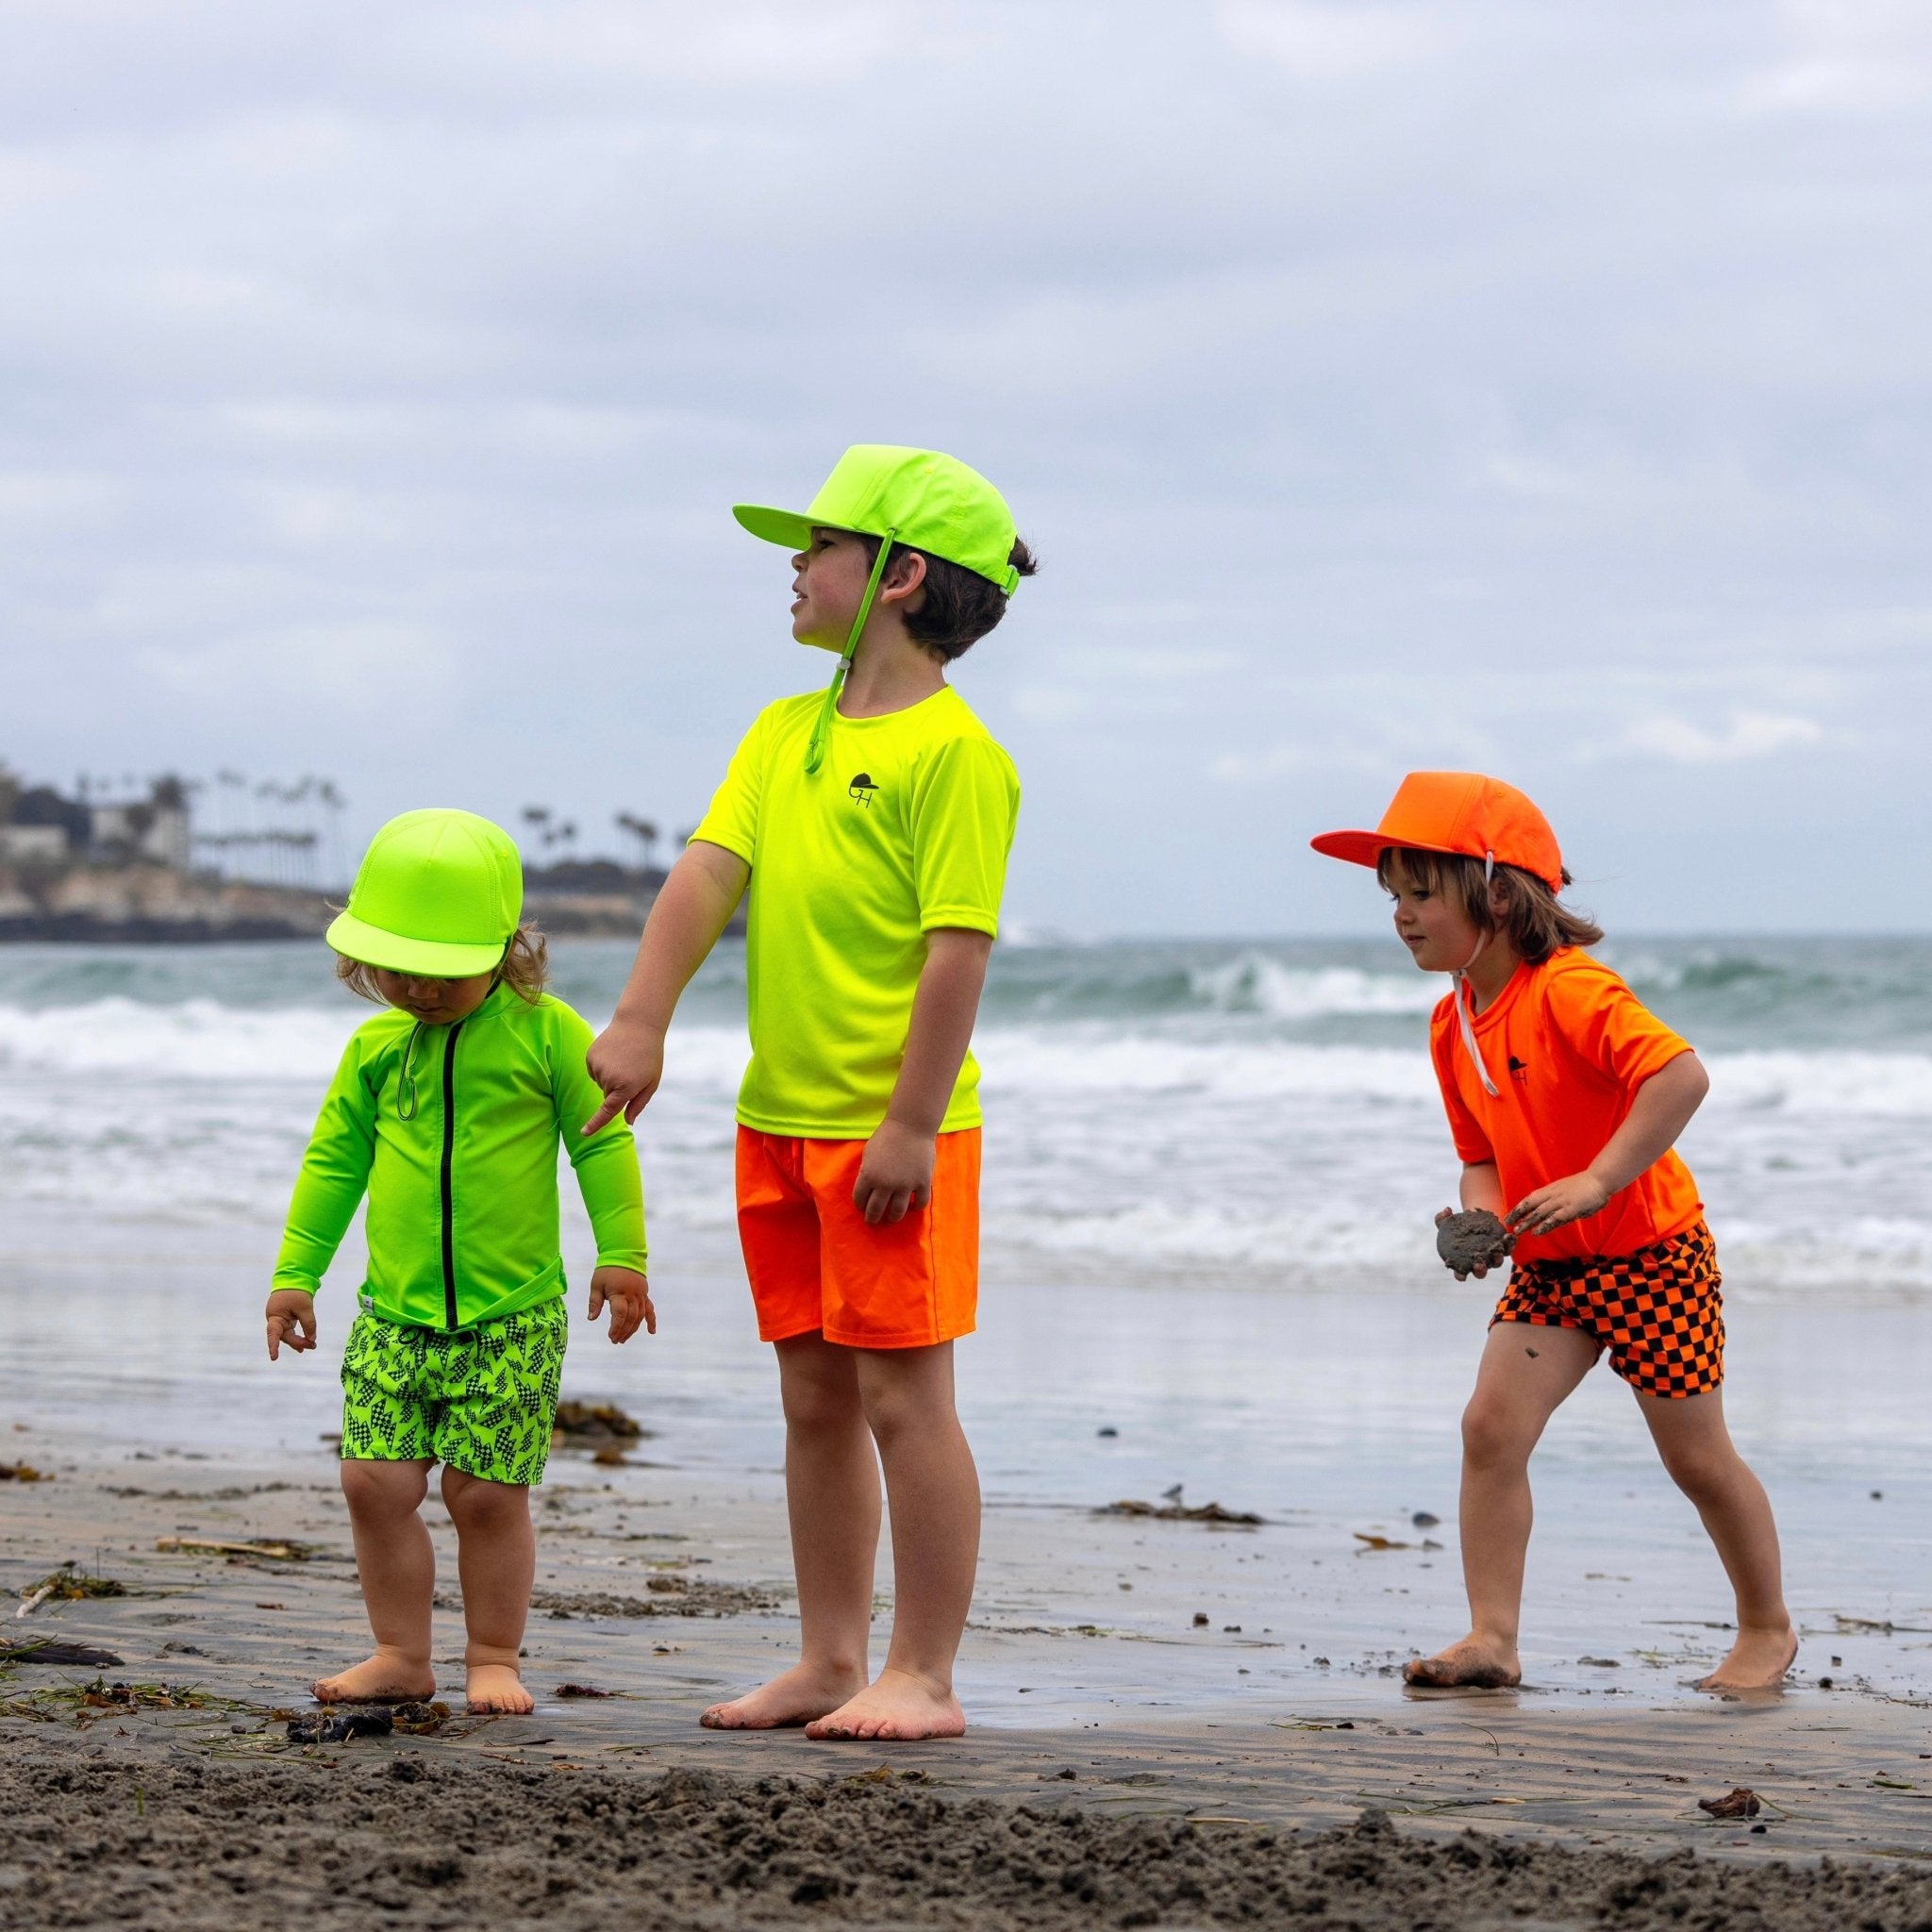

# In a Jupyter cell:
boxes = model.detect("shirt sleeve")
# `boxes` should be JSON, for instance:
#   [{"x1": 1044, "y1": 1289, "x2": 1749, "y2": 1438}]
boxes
[
  {"x1": 1429, "y1": 1005, "x2": 1495, "y2": 1165},
  {"x1": 688, "y1": 708, "x2": 770, "y2": 868},
  {"x1": 908, "y1": 734, "x2": 1021, "y2": 936},
  {"x1": 272, "y1": 1033, "x2": 379, "y2": 1296},
  {"x1": 1544, "y1": 958, "x2": 1692, "y2": 1090},
  {"x1": 550, "y1": 1004, "x2": 649, "y2": 1274}
]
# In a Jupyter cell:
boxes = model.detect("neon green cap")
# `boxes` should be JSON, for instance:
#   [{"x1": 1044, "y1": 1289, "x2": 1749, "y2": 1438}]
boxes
[
  {"x1": 735, "y1": 445, "x2": 1022, "y2": 774},
  {"x1": 734, "y1": 445, "x2": 1022, "y2": 595},
  {"x1": 325, "y1": 808, "x2": 523, "y2": 978}
]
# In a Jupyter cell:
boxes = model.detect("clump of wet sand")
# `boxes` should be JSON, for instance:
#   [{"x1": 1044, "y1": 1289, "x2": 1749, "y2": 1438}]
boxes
[
  {"x1": 532, "y1": 1578, "x2": 782, "y2": 1619},
  {"x1": 1437, "y1": 1208, "x2": 1512, "y2": 1274},
  {"x1": 552, "y1": 1401, "x2": 651, "y2": 1445},
  {"x1": 8, "y1": 1755, "x2": 1932, "y2": 1931}
]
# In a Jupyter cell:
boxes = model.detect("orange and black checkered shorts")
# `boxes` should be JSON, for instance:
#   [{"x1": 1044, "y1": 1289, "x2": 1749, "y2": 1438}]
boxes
[{"x1": 1491, "y1": 1221, "x2": 1724, "y2": 1398}]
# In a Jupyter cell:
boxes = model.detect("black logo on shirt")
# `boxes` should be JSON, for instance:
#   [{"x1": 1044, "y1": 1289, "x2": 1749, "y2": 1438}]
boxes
[
  {"x1": 1507, "y1": 1055, "x2": 1529, "y2": 1082},
  {"x1": 848, "y1": 772, "x2": 877, "y2": 808}
]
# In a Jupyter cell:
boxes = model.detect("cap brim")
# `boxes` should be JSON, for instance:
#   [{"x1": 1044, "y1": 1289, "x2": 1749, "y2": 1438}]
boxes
[
  {"x1": 325, "y1": 910, "x2": 507, "y2": 979},
  {"x1": 1308, "y1": 830, "x2": 1458, "y2": 870},
  {"x1": 733, "y1": 503, "x2": 824, "y2": 551}
]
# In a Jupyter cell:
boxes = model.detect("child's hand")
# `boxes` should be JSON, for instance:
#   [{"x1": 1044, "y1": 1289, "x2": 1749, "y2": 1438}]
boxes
[
  {"x1": 589, "y1": 1266, "x2": 656, "y2": 1343},
  {"x1": 583, "y1": 1023, "x2": 665, "y2": 1134},
  {"x1": 853, "y1": 1118, "x2": 936, "y2": 1226},
  {"x1": 1507, "y1": 1173, "x2": 1611, "y2": 1239},
  {"x1": 266, "y1": 1291, "x2": 317, "y2": 1361}
]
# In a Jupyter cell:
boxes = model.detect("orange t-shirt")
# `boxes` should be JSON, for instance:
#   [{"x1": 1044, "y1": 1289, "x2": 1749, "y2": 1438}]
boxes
[{"x1": 1428, "y1": 949, "x2": 1703, "y2": 1265}]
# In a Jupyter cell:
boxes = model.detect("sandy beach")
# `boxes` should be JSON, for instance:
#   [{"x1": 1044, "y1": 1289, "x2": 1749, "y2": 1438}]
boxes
[
  {"x1": 10, "y1": 1469, "x2": 1932, "y2": 1932},
  {"x1": 5, "y1": 934, "x2": 1931, "y2": 1925},
  {"x1": 10, "y1": 1279, "x2": 1932, "y2": 1929}
]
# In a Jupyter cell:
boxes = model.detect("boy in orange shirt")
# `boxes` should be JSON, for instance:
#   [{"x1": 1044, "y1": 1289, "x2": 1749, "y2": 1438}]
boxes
[{"x1": 1314, "y1": 774, "x2": 1796, "y2": 1692}]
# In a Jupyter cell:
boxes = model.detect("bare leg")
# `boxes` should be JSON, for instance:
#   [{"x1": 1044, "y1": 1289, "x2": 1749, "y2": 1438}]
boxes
[
  {"x1": 315, "y1": 1458, "x2": 438, "y2": 1703},
  {"x1": 441, "y1": 1467, "x2": 537, "y2": 1713},
  {"x1": 808, "y1": 1342, "x2": 976, "y2": 1740},
  {"x1": 702, "y1": 1334, "x2": 877, "y2": 1728},
  {"x1": 1405, "y1": 1324, "x2": 1600, "y2": 1689},
  {"x1": 1639, "y1": 1388, "x2": 1796, "y2": 1691}
]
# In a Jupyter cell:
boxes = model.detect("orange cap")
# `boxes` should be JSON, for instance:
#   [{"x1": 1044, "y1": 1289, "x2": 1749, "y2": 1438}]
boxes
[{"x1": 1310, "y1": 772, "x2": 1564, "y2": 891}]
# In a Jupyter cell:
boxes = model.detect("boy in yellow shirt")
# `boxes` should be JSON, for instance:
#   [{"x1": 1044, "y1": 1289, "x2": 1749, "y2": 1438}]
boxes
[{"x1": 586, "y1": 446, "x2": 1032, "y2": 1740}]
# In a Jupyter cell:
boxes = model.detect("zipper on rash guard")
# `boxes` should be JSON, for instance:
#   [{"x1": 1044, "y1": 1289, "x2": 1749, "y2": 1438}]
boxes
[{"x1": 440, "y1": 1021, "x2": 465, "y2": 1329}]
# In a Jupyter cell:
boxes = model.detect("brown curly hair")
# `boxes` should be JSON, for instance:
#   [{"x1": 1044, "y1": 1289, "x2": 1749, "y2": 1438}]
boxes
[
  {"x1": 335, "y1": 922, "x2": 550, "y2": 1006},
  {"x1": 1376, "y1": 847, "x2": 1603, "y2": 965}
]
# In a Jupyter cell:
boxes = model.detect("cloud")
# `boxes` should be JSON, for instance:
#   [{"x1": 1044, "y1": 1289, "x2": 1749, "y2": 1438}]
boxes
[
  {"x1": 1736, "y1": 0, "x2": 1932, "y2": 117},
  {"x1": 1619, "y1": 711, "x2": 1826, "y2": 765},
  {"x1": 0, "y1": 0, "x2": 1927, "y2": 934},
  {"x1": 1214, "y1": 0, "x2": 1447, "y2": 79}
]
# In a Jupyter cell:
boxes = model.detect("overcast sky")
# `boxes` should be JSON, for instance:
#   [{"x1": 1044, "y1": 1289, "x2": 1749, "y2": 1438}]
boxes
[{"x1": 2, "y1": 1, "x2": 1927, "y2": 936}]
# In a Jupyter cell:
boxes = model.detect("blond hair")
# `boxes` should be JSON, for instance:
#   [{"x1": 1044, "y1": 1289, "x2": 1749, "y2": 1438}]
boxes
[{"x1": 335, "y1": 922, "x2": 550, "y2": 1006}]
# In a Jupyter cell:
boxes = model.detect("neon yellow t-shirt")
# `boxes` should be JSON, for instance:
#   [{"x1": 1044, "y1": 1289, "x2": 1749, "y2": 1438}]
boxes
[{"x1": 691, "y1": 685, "x2": 1021, "y2": 1139}]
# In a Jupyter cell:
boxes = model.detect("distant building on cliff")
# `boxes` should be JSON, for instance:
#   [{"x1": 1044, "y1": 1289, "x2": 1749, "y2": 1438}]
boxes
[
  {"x1": 0, "y1": 769, "x2": 690, "y2": 943},
  {"x1": 0, "y1": 766, "x2": 331, "y2": 941},
  {"x1": 0, "y1": 770, "x2": 192, "y2": 870}
]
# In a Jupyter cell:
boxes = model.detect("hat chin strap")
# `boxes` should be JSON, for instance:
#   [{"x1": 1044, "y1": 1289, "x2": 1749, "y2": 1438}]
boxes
[
  {"x1": 805, "y1": 527, "x2": 897, "y2": 776},
  {"x1": 1451, "y1": 850, "x2": 1501, "y2": 1098}
]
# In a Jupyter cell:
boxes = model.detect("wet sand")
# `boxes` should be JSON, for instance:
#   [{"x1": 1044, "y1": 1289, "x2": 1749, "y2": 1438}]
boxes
[
  {"x1": 10, "y1": 1425, "x2": 1932, "y2": 1929},
  {"x1": 11, "y1": 1218, "x2": 1932, "y2": 1928},
  {"x1": 16, "y1": 1751, "x2": 1932, "y2": 1932}
]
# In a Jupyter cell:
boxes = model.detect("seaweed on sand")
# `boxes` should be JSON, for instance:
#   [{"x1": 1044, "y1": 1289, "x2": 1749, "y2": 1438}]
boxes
[
  {"x1": 15, "y1": 1561, "x2": 129, "y2": 1618},
  {"x1": 1095, "y1": 1499, "x2": 1265, "y2": 1525}
]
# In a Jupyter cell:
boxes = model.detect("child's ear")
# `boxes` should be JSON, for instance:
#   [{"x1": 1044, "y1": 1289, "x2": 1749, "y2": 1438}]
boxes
[{"x1": 880, "y1": 549, "x2": 927, "y2": 606}]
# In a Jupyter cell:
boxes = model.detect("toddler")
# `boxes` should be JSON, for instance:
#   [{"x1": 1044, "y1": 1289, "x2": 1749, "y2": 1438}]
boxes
[{"x1": 266, "y1": 808, "x2": 652, "y2": 1713}]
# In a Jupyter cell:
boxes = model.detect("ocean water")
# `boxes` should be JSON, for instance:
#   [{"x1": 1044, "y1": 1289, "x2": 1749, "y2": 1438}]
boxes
[
  {"x1": 5, "y1": 934, "x2": 1932, "y2": 1701},
  {"x1": 0, "y1": 934, "x2": 1926, "y2": 1300}
]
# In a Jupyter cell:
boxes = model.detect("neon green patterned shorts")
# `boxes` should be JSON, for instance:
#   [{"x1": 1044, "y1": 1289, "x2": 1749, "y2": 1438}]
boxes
[{"x1": 340, "y1": 1298, "x2": 568, "y2": 1487}]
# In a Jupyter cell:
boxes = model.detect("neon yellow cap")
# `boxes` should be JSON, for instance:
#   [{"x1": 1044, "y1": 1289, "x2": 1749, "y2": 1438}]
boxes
[
  {"x1": 734, "y1": 445, "x2": 1022, "y2": 594},
  {"x1": 326, "y1": 808, "x2": 522, "y2": 978},
  {"x1": 735, "y1": 446, "x2": 1023, "y2": 774}
]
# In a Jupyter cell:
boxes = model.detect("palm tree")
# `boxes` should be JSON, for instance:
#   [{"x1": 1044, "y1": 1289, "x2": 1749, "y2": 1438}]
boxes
[{"x1": 614, "y1": 812, "x2": 659, "y2": 872}]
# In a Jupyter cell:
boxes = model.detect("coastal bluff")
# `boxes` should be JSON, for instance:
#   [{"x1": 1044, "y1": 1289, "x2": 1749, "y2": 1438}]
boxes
[
  {"x1": 0, "y1": 858, "x2": 665, "y2": 942},
  {"x1": 0, "y1": 858, "x2": 334, "y2": 942}
]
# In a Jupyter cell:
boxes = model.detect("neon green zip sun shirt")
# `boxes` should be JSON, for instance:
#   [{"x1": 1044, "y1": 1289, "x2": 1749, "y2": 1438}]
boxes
[{"x1": 273, "y1": 984, "x2": 647, "y2": 1329}]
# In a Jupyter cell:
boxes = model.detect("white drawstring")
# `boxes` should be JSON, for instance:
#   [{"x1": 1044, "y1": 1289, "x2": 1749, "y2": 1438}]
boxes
[{"x1": 1451, "y1": 850, "x2": 1501, "y2": 1097}]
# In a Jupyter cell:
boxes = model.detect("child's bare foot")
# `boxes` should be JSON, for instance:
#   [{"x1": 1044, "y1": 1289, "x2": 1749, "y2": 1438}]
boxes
[
  {"x1": 1696, "y1": 1624, "x2": 1797, "y2": 1694},
  {"x1": 1402, "y1": 1637, "x2": 1522, "y2": 1690},
  {"x1": 701, "y1": 1661, "x2": 866, "y2": 1730},
  {"x1": 312, "y1": 1648, "x2": 435, "y2": 1705},
  {"x1": 466, "y1": 1663, "x2": 533, "y2": 1714},
  {"x1": 804, "y1": 1667, "x2": 966, "y2": 1741}
]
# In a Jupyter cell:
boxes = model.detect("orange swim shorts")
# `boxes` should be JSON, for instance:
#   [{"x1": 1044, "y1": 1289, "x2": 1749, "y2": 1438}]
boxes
[
  {"x1": 1491, "y1": 1220, "x2": 1724, "y2": 1398},
  {"x1": 734, "y1": 1126, "x2": 981, "y2": 1350}
]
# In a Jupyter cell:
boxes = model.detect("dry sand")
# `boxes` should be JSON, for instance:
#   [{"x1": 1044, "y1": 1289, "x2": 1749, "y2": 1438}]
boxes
[{"x1": 9, "y1": 1433, "x2": 1932, "y2": 1929}]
